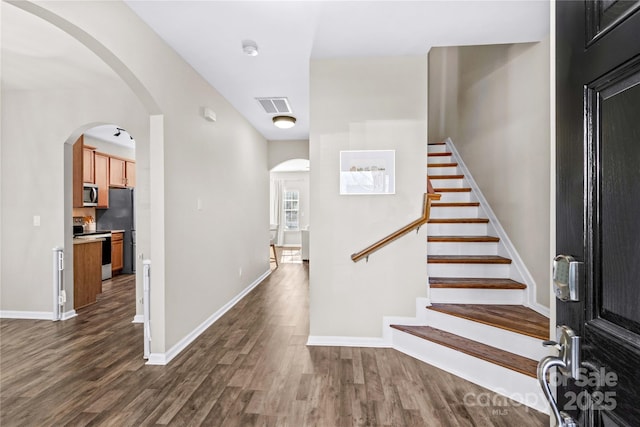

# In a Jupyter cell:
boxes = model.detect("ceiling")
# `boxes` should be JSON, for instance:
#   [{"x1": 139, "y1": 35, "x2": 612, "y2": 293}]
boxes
[
  {"x1": 84, "y1": 125, "x2": 137, "y2": 149},
  {"x1": 2, "y1": 1, "x2": 550, "y2": 141}
]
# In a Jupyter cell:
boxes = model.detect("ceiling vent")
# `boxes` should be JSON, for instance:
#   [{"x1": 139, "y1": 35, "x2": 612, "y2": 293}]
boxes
[{"x1": 256, "y1": 97, "x2": 292, "y2": 114}]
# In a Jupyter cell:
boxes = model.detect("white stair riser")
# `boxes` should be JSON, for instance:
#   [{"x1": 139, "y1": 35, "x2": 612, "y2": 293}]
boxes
[
  {"x1": 434, "y1": 192, "x2": 471, "y2": 203},
  {"x1": 428, "y1": 155, "x2": 453, "y2": 163},
  {"x1": 428, "y1": 178, "x2": 465, "y2": 188},
  {"x1": 427, "y1": 263, "x2": 510, "y2": 278},
  {"x1": 391, "y1": 330, "x2": 549, "y2": 413},
  {"x1": 430, "y1": 206, "x2": 478, "y2": 218},
  {"x1": 429, "y1": 288, "x2": 524, "y2": 305},
  {"x1": 428, "y1": 241, "x2": 498, "y2": 255},
  {"x1": 427, "y1": 222, "x2": 487, "y2": 235},
  {"x1": 427, "y1": 145, "x2": 448, "y2": 153},
  {"x1": 428, "y1": 166, "x2": 459, "y2": 175},
  {"x1": 422, "y1": 309, "x2": 549, "y2": 361}
]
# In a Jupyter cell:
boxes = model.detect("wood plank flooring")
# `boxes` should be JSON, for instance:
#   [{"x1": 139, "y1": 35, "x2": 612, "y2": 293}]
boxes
[{"x1": 0, "y1": 264, "x2": 548, "y2": 426}]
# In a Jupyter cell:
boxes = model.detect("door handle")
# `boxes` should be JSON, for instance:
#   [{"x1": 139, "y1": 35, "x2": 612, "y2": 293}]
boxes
[
  {"x1": 538, "y1": 325, "x2": 581, "y2": 427},
  {"x1": 538, "y1": 356, "x2": 578, "y2": 427}
]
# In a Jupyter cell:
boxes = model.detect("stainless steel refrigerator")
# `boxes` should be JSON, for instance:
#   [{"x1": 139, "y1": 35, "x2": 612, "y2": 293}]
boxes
[{"x1": 97, "y1": 188, "x2": 136, "y2": 274}]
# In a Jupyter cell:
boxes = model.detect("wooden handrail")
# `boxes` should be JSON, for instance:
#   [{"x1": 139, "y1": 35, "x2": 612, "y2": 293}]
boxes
[{"x1": 351, "y1": 185, "x2": 441, "y2": 263}]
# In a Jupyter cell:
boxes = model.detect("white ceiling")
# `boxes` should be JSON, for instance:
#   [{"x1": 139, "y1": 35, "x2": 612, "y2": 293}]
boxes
[
  {"x1": 2, "y1": 1, "x2": 550, "y2": 141},
  {"x1": 84, "y1": 125, "x2": 137, "y2": 149}
]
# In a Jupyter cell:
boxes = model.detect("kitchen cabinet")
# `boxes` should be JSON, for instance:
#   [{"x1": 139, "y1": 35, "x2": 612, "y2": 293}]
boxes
[
  {"x1": 83, "y1": 146, "x2": 95, "y2": 183},
  {"x1": 72, "y1": 136, "x2": 83, "y2": 208},
  {"x1": 125, "y1": 161, "x2": 136, "y2": 187},
  {"x1": 111, "y1": 232, "x2": 124, "y2": 274},
  {"x1": 94, "y1": 152, "x2": 110, "y2": 208},
  {"x1": 73, "y1": 239, "x2": 102, "y2": 309},
  {"x1": 109, "y1": 157, "x2": 135, "y2": 188},
  {"x1": 109, "y1": 157, "x2": 126, "y2": 187}
]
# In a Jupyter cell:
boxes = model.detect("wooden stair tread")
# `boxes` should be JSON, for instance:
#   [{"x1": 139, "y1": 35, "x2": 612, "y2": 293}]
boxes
[
  {"x1": 428, "y1": 218, "x2": 489, "y2": 223},
  {"x1": 429, "y1": 174, "x2": 464, "y2": 179},
  {"x1": 428, "y1": 255, "x2": 512, "y2": 264},
  {"x1": 427, "y1": 162, "x2": 458, "y2": 167},
  {"x1": 429, "y1": 277, "x2": 526, "y2": 290},
  {"x1": 432, "y1": 202, "x2": 480, "y2": 207},
  {"x1": 427, "y1": 304, "x2": 549, "y2": 340},
  {"x1": 433, "y1": 187, "x2": 471, "y2": 192},
  {"x1": 428, "y1": 235, "x2": 500, "y2": 242},
  {"x1": 428, "y1": 152, "x2": 452, "y2": 157},
  {"x1": 390, "y1": 325, "x2": 537, "y2": 378},
  {"x1": 428, "y1": 142, "x2": 446, "y2": 146}
]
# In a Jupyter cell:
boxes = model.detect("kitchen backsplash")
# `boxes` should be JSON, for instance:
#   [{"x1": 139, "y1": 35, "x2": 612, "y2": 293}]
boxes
[{"x1": 72, "y1": 207, "x2": 96, "y2": 219}]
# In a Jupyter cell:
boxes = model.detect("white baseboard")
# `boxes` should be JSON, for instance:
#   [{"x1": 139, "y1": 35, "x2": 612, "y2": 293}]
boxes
[
  {"x1": 146, "y1": 353, "x2": 168, "y2": 365},
  {"x1": 529, "y1": 302, "x2": 550, "y2": 319},
  {"x1": 132, "y1": 314, "x2": 144, "y2": 324},
  {"x1": 0, "y1": 310, "x2": 54, "y2": 320},
  {"x1": 146, "y1": 269, "x2": 272, "y2": 366},
  {"x1": 62, "y1": 310, "x2": 77, "y2": 320},
  {"x1": 306, "y1": 335, "x2": 391, "y2": 348}
]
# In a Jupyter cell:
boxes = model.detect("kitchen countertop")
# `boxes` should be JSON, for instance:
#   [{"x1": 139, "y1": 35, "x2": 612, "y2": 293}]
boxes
[
  {"x1": 110, "y1": 230, "x2": 125, "y2": 233},
  {"x1": 73, "y1": 238, "x2": 105, "y2": 245}
]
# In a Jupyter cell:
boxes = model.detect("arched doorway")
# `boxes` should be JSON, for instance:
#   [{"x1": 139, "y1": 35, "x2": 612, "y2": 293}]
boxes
[
  {"x1": 270, "y1": 159, "x2": 310, "y2": 265},
  {"x1": 2, "y1": 1, "x2": 162, "y2": 359},
  {"x1": 68, "y1": 124, "x2": 137, "y2": 314}
]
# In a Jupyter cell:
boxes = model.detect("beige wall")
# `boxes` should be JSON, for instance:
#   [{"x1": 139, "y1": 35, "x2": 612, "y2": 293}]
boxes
[
  {"x1": 428, "y1": 47, "x2": 459, "y2": 143},
  {"x1": 2, "y1": 2, "x2": 270, "y2": 356},
  {"x1": 309, "y1": 56, "x2": 428, "y2": 338},
  {"x1": 268, "y1": 139, "x2": 309, "y2": 170},
  {"x1": 428, "y1": 40, "x2": 551, "y2": 308},
  {"x1": 1, "y1": 83, "x2": 148, "y2": 314}
]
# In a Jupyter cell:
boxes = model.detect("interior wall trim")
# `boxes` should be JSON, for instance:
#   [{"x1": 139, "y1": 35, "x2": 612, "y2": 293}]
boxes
[
  {"x1": 306, "y1": 335, "x2": 391, "y2": 348},
  {"x1": 0, "y1": 310, "x2": 54, "y2": 320}
]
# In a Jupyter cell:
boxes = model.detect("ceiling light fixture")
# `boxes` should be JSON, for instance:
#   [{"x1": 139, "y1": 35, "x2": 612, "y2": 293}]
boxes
[
  {"x1": 272, "y1": 115, "x2": 296, "y2": 129},
  {"x1": 242, "y1": 39, "x2": 258, "y2": 56},
  {"x1": 114, "y1": 127, "x2": 134, "y2": 140}
]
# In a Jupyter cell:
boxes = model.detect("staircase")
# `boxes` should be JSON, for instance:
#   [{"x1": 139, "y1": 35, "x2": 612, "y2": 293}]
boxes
[{"x1": 389, "y1": 140, "x2": 550, "y2": 413}]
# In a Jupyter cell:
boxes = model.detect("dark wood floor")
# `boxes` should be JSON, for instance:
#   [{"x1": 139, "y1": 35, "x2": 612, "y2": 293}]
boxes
[{"x1": 0, "y1": 264, "x2": 548, "y2": 426}]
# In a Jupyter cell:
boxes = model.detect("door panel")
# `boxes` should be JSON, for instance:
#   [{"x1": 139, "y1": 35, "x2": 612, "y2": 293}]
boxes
[{"x1": 556, "y1": 1, "x2": 640, "y2": 426}]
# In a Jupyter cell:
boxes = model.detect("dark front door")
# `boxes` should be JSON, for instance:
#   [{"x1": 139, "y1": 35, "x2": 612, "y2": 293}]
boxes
[{"x1": 556, "y1": 1, "x2": 640, "y2": 426}]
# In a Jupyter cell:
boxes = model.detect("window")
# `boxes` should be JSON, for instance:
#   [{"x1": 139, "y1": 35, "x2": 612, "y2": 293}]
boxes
[{"x1": 283, "y1": 190, "x2": 299, "y2": 230}]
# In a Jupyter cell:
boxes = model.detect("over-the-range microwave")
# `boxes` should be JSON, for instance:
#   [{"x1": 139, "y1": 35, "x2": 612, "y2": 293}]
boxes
[{"x1": 83, "y1": 183, "x2": 98, "y2": 207}]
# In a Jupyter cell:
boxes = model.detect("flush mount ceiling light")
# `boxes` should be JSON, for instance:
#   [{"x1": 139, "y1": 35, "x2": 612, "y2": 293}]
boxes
[
  {"x1": 272, "y1": 115, "x2": 296, "y2": 129},
  {"x1": 242, "y1": 39, "x2": 258, "y2": 56}
]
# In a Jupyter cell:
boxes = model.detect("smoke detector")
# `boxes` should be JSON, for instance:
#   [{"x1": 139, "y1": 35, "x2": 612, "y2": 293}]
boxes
[{"x1": 242, "y1": 40, "x2": 258, "y2": 56}]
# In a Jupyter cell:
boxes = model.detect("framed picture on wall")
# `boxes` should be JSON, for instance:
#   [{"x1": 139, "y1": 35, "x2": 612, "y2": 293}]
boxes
[{"x1": 339, "y1": 150, "x2": 395, "y2": 195}]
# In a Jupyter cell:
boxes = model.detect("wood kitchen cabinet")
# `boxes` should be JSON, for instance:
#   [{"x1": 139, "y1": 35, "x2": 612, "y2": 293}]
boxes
[
  {"x1": 109, "y1": 157, "x2": 135, "y2": 188},
  {"x1": 72, "y1": 135, "x2": 84, "y2": 208},
  {"x1": 125, "y1": 161, "x2": 136, "y2": 187},
  {"x1": 111, "y1": 232, "x2": 124, "y2": 274},
  {"x1": 73, "y1": 240, "x2": 102, "y2": 309},
  {"x1": 83, "y1": 146, "x2": 95, "y2": 183},
  {"x1": 94, "y1": 152, "x2": 110, "y2": 208},
  {"x1": 109, "y1": 157, "x2": 126, "y2": 187}
]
